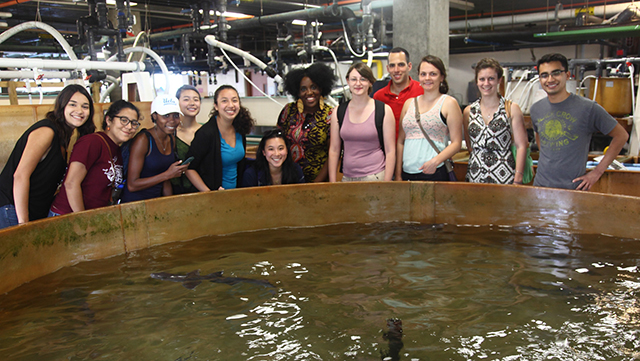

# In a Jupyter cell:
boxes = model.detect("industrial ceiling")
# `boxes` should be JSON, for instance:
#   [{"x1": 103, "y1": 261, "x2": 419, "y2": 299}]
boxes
[{"x1": 0, "y1": 0, "x2": 638, "y2": 72}]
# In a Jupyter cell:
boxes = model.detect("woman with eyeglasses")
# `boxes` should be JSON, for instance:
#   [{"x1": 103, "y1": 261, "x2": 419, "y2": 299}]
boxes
[
  {"x1": 0, "y1": 85, "x2": 96, "y2": 228},
  {"x1": 328, "y1": 63, "x2": 396, "y2": 182},
  {"x1": 395, "y1": 55, "x2": 463, "y2": 181},
  {"x1": 49, "y1": 100, "x2": 140, "y2": 215},
  {"x1": 462, "y1": 57, "x2": 528, "y2": 184},
  {"x1": 242, "y1": 129, "x2": 305, "y2": 187},
  {"x1": 172, "y1": 85, "x2": 202, "y2": 194},
  {"x1": 120, "y1": 94, "x2": 189, "y2": 202},
  {"x1": 278, "y1": 63, "x2": 337, "y2": 182}
]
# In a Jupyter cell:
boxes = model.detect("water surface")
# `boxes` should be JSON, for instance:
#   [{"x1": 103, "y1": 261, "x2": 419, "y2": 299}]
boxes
[{"x1": 0, "y1": 222, "x2": 638, "y2": 360}]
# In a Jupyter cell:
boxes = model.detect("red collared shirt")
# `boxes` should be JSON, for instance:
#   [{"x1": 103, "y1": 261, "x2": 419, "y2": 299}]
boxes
[{"x1": 373, "y1": 77, "x2": 424, "y2": 138}]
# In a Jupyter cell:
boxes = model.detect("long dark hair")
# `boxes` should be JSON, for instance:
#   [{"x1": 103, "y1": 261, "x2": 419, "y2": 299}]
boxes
[
  {"x1": 102, "y1": 100, "x2": 141, "y2": 130},
  {"x1": 420, "y1": 55, "x2": 449, "y2": 94},
  {"x1": 254, "y1": 128, "x2": 300, "y2": 185},
  {"x1": 45, "y1": 84, "x2": 96, "y2": 149},
  {"x1": 209, "y1": 85, "x2": 254, "y2": 135}
]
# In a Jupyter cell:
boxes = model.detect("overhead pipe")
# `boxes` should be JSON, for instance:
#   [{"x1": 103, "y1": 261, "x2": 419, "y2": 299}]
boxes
[
  {"x1": 0, "y1": 21, "x2": 78, "y2": 60},
  {"x1": 204, "y1": 35, "x2": 283, "y2": 84},
  {"x1": 223, "y1": 4, "x2": 356, "y2": 31},
  {"x1": 106, "y1": 46, "x2": 171, "y2": 93},
  {"x1": 0, "y1": 0, "x2": 31, "y2": 8},
  {"x1": 0, "y1": 58, "x2": 144, "y2": 72},
  {"x1": 0, "y1": 70, "x2": 75, "y2": 79},
  {"x1": 124, "y1": 4, "x2": 357, "y2": 43},
  {"x1": 450, "y1": 3, "x2": 632, "y2": 30}
]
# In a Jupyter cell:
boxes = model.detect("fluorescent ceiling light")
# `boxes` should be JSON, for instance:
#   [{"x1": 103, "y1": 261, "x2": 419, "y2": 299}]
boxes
[
  {"x1": 291, "y1": 20, "x2": 323, "y2": 26},
  {"x1": 288, "y1": 2, "x2": 321, "y2": 8},
  {"x1": 199, "y1": 9, "x2": 252, "y2": 18},
  {"x1": 106, "y1": 0, "x2": 137, "y2": 6},
  {"x1": 450, "y1": 0, "x2": 474, "y2": 11}
]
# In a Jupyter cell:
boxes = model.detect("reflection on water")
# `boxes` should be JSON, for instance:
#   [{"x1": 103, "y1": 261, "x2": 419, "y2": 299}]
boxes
[{"x1": 0, "y1": 222, "x2": 638, "y2": 360}]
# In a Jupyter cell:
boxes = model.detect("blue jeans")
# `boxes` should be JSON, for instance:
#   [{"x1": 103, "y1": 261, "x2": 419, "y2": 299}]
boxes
[
  {"x1": 0, "y1": 204, "x2": 19, "y2": 230},
  {"x1": 48, "y1": 209, "x2": 61, "y2": 218}
]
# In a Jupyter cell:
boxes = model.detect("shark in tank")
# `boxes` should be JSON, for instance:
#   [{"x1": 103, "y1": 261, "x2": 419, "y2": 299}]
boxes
[{"x1": 150, "y1": 269, "x2": 274, "y2": 290}]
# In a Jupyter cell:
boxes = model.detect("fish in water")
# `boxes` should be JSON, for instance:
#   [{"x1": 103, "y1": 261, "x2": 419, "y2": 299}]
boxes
[
  {"x1": 150, "y1": 269, "x2": 274, "y2": 290},
  {"x1": 381, "y1": 318, "x2": 403, "y2": 361}
]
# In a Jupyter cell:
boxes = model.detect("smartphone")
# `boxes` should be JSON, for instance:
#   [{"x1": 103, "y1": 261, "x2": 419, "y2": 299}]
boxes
[{"x1": 181, "y1": 156, "x2": 195, "y2": 166}]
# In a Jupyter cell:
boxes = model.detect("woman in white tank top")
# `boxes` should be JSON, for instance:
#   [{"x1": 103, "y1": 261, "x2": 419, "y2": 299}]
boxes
[{"x1": 395, "y1": 55, "x2": 463, "y2": 181}]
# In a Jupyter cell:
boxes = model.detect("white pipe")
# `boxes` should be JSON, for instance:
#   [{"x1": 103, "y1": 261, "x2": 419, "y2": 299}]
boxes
[
  {"x1": 518, "y1": 77, "x2": 539, "y2": 113},
  {"x1": 592, "y1": 77, "x2": 599, "y2": 101},
  {"x1": 450, "y1": 3, "x2": 632, "y2": 30},
  {"x1": 341, "y1": 20, "x2": 366, "y2": 58},
  {"x1": 506, "y1": 69, "x2": 528, "y2": 100},
  {"x1": 127, "y1": 31, "x2": 149, "y2": 63},
  {"x1": 100, "y1": 75, "x2": 121, "y2": 103},
  {"x1": 0, "y1": 70, "x2": 73, "y2": 79},
  {"x1": 0, "y1": 21, "x2": 78, "y2": 61},
  {"x1": 579, "y1": 75, "x2": 596, "y2": 90},
  {"x1": 205, "y1": 35, "x2": 284, "y2": 84},
  {"x1": 106, "y1": 47, "x2": 170, "y2": 94},
  {"x1": 628, "y1": 64, "x2": 635, "y2": 119},
  {"x1": 0, "y1": 58, "x2": 143, "y2": 71},
  {"x1": 629, "y1": 81, "x2": 640, "y2": 155},
  {"x1": 218, "y1": 47, "x2": 285, "y2": 107},
  {"x1": 312, "y1": 44, "x2": 346, "y2": 96}
]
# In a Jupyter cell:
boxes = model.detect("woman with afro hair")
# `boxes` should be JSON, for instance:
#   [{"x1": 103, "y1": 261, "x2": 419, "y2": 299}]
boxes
[{"x1": 277, "y1": 63, "x2": 337, "y2": 182}]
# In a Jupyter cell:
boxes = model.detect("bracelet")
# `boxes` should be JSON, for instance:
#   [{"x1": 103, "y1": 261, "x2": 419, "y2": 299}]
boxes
[
  {"x1": 514, "y1": 181, "x2": 523, "y2": 184},
  {"x1": 515, "y1": 171, "x2": 524, "y2": 175}
]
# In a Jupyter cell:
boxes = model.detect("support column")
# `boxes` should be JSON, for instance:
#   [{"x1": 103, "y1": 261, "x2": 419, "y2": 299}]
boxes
[{"x1": 392, "y1": 0, "x2": 449, "y2": 80}]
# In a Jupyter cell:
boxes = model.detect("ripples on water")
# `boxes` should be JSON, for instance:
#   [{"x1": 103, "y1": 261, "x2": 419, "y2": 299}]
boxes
[{"x1": 0, "y1": 222, "x2": 638, "y2": 360}]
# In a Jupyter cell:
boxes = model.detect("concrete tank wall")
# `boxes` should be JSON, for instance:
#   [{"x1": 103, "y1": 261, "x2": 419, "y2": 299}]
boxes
[{"x1": 0, "y1": 182, "x2": 639, "y2": 294}]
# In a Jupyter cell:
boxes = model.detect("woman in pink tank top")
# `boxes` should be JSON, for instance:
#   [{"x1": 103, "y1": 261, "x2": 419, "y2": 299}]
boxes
[{"x1": 328, "y1": 63, "x2": 396, "y2": 182}]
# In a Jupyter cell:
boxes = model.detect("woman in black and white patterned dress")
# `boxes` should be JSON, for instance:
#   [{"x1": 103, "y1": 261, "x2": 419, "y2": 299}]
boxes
[{"x1": 463, "y1": 58, "x2": 529, "y2": 184}]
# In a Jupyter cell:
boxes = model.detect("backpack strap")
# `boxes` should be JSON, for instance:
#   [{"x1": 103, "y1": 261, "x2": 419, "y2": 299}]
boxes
[
  {"x1": 337, "y1": 100, "x2": 350, "y2": 129},
  {"x1": 338, "y1": 99, "x2": 385, "y2": 154},
  {"x1": 505, "y1": 99, "x2": 512, "y2": 120},
  {"x1": 337, "y1": 100, "x2": 349, "y2": 174},
  {"x1": 373, "y1": 99, "x2": 385, "y2": 154}
]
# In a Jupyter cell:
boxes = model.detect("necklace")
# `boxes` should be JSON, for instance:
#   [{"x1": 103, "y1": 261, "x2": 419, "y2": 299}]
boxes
[
  {"x1": 480, "y1": 101, "x2": 499, "y2": 123},
  {"x1": 154, "y1": 127, "x2": 169, "y2": 152}
]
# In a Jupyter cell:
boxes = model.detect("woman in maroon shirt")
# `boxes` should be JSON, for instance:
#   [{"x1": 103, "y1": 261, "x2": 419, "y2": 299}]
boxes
[{"x1": 49, "y1": 100, "x2": 140, "y2": 215}]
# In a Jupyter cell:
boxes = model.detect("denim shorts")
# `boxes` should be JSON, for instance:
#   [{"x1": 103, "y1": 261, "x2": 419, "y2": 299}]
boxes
[{"x1": 0, "y1": 204, "x2": 19, "y2": 230}]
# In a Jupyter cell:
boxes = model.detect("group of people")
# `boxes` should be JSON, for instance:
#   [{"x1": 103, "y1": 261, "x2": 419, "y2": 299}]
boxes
[{"x1": 0, "y1": 50, "x2": 629, "y2": 230}]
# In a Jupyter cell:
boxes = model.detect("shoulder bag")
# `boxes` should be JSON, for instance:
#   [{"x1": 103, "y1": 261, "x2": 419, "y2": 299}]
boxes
[
  {"x1": 505, "y1": 99, "x2": 534, "y2": 184},
  {"x1": 413, "y1": 97, "x2": 457, "y2": 181}
]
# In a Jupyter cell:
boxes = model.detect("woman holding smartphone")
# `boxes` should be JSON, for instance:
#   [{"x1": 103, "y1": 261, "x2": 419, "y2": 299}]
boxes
[
  {"x1": 121, "y1": 94, "x2": 189, "y2": 202},
  {"x1": 172, "y1": 85, "x2": 202, "y2": 194}
]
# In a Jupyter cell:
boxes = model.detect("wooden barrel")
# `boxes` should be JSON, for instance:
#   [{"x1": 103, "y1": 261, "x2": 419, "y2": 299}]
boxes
[{"x1": 588, "y1": 77, "x2": 633, "y2": 116}]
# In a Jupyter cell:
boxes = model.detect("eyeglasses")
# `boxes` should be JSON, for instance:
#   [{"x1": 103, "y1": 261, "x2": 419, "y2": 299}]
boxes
[
  {"x1": 539, "y1": 69, "x2": 566, "y2": 80},
  {"x1": 113, "y1": 115, "x2": 141, "y2": 128}
]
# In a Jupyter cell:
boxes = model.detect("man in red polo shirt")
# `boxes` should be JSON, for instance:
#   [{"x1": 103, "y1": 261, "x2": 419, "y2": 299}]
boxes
[{"x1": 373, "y1": 47, "x2": 424, "y2": 139}]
